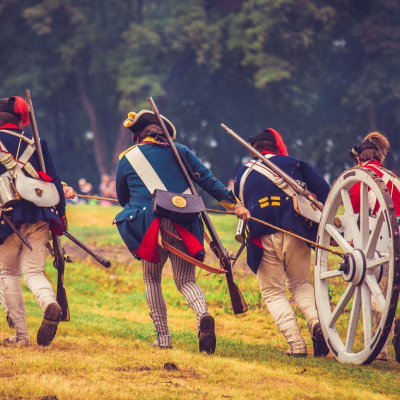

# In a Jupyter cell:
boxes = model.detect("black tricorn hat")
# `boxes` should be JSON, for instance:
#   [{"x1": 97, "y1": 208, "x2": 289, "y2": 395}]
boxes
[
  {"x1": 348, "y1": 139, "x2": 378, "y2": 161},
  {"x1": 123, "y1": 110, "x2": 176, "y2": 139},
  {"x1": 248, "y1": 130, "x2": 276, "y2": 145}
]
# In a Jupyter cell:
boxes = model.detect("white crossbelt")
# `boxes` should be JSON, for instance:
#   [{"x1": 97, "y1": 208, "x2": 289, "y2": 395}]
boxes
[
  {"x1": 0, "y1": 129, "x2": 35, "y2": 146},
  {"x1": 239, "y1": 155, "x2": 296, "y2": 204},
  {"x1": 0, "y1": 139, "x2": 36, "y2": 177},
  {"x1": 239, "y1": 155, "x2": 322, "y2": 223},
  {"x1": 125, "y1": 146, "x2": 191, "y2": 195}
]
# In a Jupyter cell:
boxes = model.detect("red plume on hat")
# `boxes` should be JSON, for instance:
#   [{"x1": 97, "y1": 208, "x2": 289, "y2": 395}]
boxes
[
  {"x1": 12, "y1": 96, "x2": 29, "y2": 127},
  {"x1": 266, "y1": 128, "x2": 288, "y2": 156}
]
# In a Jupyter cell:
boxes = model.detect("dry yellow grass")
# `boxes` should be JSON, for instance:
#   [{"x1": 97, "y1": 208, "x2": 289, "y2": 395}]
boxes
[{"x1": 0, "y1": 204, "x2": 399, "y2": 399}]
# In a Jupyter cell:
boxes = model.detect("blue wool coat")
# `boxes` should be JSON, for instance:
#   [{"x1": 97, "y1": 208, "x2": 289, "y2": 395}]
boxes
[
  {"x1": 0, "y1": 127, "x2": 65, "y2": 245},
  {"x1": 114, "y1": 140, "x2": 237, "y2": 260},
  {"x1": 234, "y1": 154, "x2": 330, "y2": 273}
]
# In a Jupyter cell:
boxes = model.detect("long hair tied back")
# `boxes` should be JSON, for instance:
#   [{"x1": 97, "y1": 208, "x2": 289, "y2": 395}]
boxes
[{"x1": 363, "y1": 132, "x2": 389, "y2": 162}]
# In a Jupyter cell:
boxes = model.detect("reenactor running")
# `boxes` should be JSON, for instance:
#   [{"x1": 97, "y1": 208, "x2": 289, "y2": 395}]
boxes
[
  {"x1": 348, "y1": 131, "x2": 400, "y2": 362},
  {"x1": 0, "y1": 96, "x2": 67, "y2": 346},
  {"x1": 114, "y1": 110, "x2": 249, "y2": 353},
  {"x1": 233, "y1": 128, "x2": 330, "y2": 357}
]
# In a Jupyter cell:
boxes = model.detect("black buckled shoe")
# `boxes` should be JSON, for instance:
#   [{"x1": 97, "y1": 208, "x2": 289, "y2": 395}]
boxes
[
  {"x1": 393, "y1": 319, "x2": 400, "y2": 363},
  {"x1": 199, "y1": 313, "x2": 216, "y2": 354},
  {"x1": 37, "y1": 303, "x2": 61, "y2": 347},
  {"x1": 312, "y1": 323, "x2": 330, "y2": 357}
]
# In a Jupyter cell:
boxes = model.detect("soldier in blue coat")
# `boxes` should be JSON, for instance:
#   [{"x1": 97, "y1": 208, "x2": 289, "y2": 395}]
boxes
[
  {"x1": 114, "y1": 110, "x2": 249, "y2": 353},
  {"x1": 234, "y1": 128, "x2": 330, "y2": 357},
  {"x1": 0, "y1": 96, "x2": 67, "y2": 347}
]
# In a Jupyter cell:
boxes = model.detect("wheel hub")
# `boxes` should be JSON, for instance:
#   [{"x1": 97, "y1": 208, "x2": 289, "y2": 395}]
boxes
[{"x1": 338, "y1": 249, "x2": 366, "y2": 285}]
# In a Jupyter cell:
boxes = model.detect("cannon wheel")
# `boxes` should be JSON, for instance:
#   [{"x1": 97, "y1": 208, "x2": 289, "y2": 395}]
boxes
[{"x1": 314, "y1": 167, "x2": 400, "y2": 365}]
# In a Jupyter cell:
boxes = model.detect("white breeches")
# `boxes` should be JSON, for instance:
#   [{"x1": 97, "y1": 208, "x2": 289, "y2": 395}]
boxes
[
  {"x1": 0, "y1": 221, "x2": 56, "y2": 341},
  {"x1": 257, "y1": 231, "x2": 319, "y2": 351}
]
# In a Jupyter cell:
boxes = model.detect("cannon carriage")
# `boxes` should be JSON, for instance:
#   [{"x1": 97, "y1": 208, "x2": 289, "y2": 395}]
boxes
[{"x1": 314, "y1": 167, "x2": 400, "y2": 365}]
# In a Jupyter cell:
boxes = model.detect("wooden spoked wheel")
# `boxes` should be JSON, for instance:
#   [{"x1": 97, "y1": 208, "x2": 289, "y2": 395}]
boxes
[{"x1": 314, "y1": 167, "x2": 400, "y2": 365}]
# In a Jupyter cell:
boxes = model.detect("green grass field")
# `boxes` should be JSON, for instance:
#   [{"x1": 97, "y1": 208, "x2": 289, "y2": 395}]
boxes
[{"x1": 0, "y1": 204, "x2": 399, "y2": 399}]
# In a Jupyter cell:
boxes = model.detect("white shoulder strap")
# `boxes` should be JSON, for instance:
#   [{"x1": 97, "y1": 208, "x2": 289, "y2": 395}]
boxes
[
  {"x1": 17, "y1": 143, "x2": 36, "y2": 164},
  {"x1": 0, "y1": 130, "x2": 35, "y2": 145},
  {"x1": 244, "y1": 158, "x2": 297, "y2": 198},
  {"x1": 124, "y1": 146, "x2": 190, "y2": 195},
  {"x1": 239, "y1": 155, "x2": 278, "y2": 204},
  {"x1": 238, "y1": 166, "x2": 252, "y2": 204}
]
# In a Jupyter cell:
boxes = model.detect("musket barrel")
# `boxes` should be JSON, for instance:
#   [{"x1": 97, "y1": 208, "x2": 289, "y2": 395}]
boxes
[
  {"x1": 62, "y1": 231, "x2": 111, "y2": 268},
  {"x1": 25, "y1": 90, "x2": 46, "y2": 173},
  {"x1": 221, "y1": 123, "x2": 301, "y2": 191},
  {"x1": 221, "y1": 124, "x2": 324, "y2": 213},
  {"x1": 1, "y1": 213, "x2": 33, "y2": 251},
  {"x1": 148, "y1": 98, "x2": 197, "y2": 195}
]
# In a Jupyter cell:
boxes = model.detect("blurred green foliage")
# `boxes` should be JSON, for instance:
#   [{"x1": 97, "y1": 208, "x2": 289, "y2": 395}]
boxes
[{"x1": 1, "y1": 0, "x2": 400, "y2": 190}]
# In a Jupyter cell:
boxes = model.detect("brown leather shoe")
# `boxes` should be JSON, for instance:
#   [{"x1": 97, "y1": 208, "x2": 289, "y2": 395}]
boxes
[
  {"x1": 198, "y1": 313, "x2": 216, "y2": 354},
  {"x1": 312, "y1": 323, "x2": 330, "y2": 357},
  {"x1": 37, "y1": 303, "x2": 61, "y2": 347}
]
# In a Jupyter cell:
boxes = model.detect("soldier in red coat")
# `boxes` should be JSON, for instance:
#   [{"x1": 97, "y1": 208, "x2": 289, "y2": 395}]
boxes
[{"x1": 349, "y1": 132, "x2": 400, "y2": 362}]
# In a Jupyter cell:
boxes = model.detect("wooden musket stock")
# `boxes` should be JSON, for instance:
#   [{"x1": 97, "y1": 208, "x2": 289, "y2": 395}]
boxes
[{"x1": 148, "y1": 97, "x2": 248, "y2": 315}]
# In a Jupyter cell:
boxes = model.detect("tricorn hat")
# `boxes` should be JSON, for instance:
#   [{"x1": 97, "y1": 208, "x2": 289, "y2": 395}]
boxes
[
  {"x1": 123, "y1": 110, "x2": 176, "y2": 139},
  {"x1": 248, "y1": 128, "x2": 288, "y2": 156},
  {"x1": 348, "y1": 139, "x2": 378, "y2": 161}
]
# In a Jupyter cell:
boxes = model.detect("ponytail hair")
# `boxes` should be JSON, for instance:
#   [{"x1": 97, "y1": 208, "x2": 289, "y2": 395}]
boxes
[{"x1": 360, "y1": 132, "x2": 389, "y2": 163}]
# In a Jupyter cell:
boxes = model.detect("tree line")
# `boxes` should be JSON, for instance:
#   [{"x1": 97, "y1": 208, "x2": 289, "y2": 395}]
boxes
[{"x1": 1, "y1": 0, "x2": 399, "y2": 190}]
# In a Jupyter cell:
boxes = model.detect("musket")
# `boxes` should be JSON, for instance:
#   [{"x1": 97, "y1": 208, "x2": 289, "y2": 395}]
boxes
[
  {"x1": 1, "y1": 211, "x2": 32, "y2": 251},
  {"x1": 62, "y1": 231, "x2": 111, "y2": 268},
  {"x1": 221, "y1": 124, "x2": 324, "y2": 214},
  {"x1": 148, "y1": 97, "x2": 248, "y2": 315},
  {"x1": 25, "y1": 89, "x2": 69, "y2": 320},
  {"x1": 52, "y1": 235, "x2": 70, "y2": 321}
]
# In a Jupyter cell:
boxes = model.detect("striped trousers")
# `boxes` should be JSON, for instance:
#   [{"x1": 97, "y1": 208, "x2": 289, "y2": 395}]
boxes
[{"x1": 141, "y1": 219, "x2": 208, "y2": 347}]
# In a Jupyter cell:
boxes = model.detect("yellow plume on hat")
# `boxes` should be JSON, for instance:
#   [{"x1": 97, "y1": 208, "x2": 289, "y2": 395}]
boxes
[
  {"x1": 123, "y1": 109, "x2": 176, "y2": 140},
  {"x1": 124, "y1": 111, "x2": 137, "y2": 127}
]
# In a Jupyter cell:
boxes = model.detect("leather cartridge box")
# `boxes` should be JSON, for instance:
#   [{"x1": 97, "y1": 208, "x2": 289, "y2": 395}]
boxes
[{"x1": 152, "y1": 189, "x2": 205, "y2": 221}]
